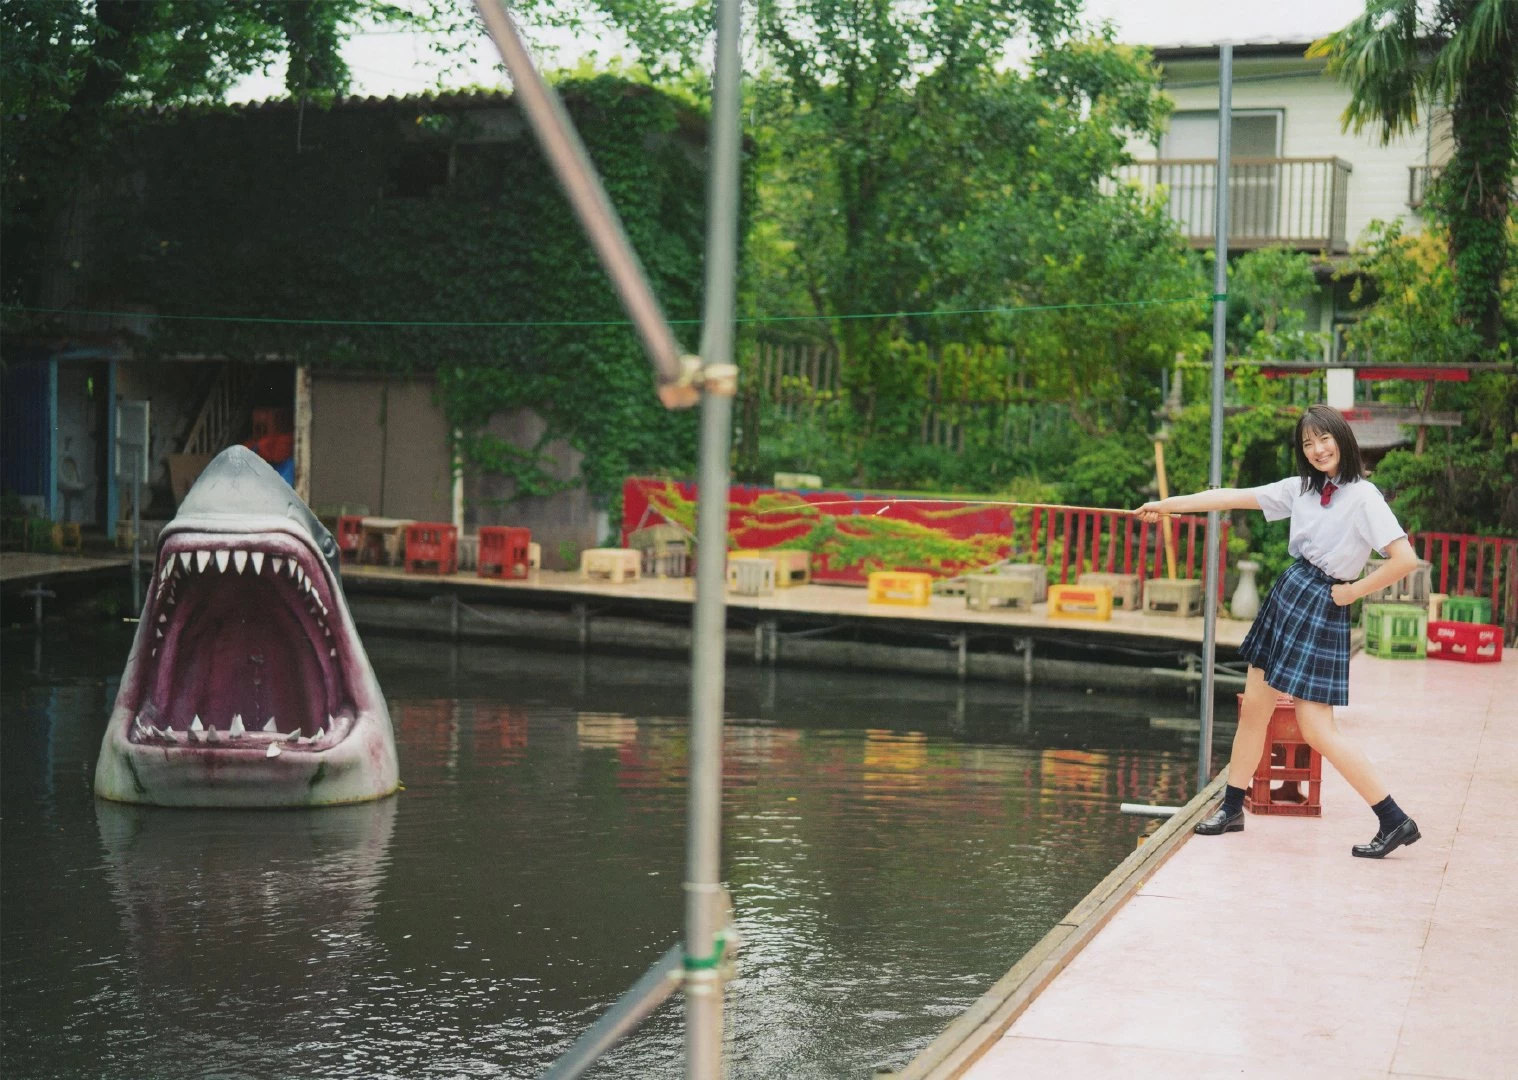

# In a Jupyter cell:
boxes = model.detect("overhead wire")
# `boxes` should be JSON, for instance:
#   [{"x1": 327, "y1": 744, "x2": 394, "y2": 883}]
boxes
[{"x1": 3, "y1": 293, "x2": 1212, "y2": 330}]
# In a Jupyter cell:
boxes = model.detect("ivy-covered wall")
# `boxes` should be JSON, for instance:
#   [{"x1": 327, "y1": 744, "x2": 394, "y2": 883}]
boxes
[{"x1": 91, "y1": 77, "x2": 712, "y2": 510}]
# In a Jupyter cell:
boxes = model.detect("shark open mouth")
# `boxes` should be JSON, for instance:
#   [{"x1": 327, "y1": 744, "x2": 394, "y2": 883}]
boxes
[
  {"x1": 98, "y1": 444, "x2": 397, "y2": 807},
  {"x1": 127, "y1": 530, "x2": 359, "y2": 758}
]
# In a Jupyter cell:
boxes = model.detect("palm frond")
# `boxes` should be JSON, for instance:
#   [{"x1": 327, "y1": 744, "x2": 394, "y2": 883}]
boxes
[
  {"x1": 1428, "y1": 0, "x2": 1518, "y2": 104},
  {"x1": 1309, "y1": 0, "x2": 1428, "y2": 143}
]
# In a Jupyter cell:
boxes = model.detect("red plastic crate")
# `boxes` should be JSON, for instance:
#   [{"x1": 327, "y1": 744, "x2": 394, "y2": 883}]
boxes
[
  {"x1": 250, "y1": 406, "x2": 293, "y2": 438},
  {"x1": 1242, "y1": 693, "x2": 1322, "y2": 817},
  {"x1": 1427, "y1": 620, "x2": 1504, "y2": 664},
  {"x1": 336, "y1": 515, "x2": 364, "y2": 561},
  {"x1": 404, "y1": 522, "x2": 458, "y2": 575},
  {"x1": 477, "y1": 526, "x2": 532, "y2": 580}
]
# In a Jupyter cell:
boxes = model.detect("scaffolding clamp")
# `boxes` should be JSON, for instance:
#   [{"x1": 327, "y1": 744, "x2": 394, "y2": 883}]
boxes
[
  {"x1": 697, "y1": 361, "x2": 739, "y2": 398},
  {"x1": 660, "y1": 356, "x2": 738, "y2": 407}
]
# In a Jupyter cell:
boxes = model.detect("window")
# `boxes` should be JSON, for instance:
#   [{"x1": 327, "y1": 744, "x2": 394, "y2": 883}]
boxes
[{"x1": 1161, "y1": 111, "x2": 1284, "y2": 238}]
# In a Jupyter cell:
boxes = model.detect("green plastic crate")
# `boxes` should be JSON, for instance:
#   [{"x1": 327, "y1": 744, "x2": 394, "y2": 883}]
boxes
[
  {"x1": 1441, "y1": 596, "x2": 1493, "y2": 624},
  {"x1": 1362, "y1": 603, "x2": 1427, "y2": 660}
]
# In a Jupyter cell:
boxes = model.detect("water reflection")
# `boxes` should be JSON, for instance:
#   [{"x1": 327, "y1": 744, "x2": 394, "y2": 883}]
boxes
[
  {"x1": 95, "y1": 799, "x2": 397, "y2": 1009},
  {"x1": 2, "y1": 627, "x2": 1208, "y2": 1080}
]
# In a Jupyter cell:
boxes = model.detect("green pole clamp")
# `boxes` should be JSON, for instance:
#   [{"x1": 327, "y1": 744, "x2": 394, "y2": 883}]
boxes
[{"x1": 683, "y1": 932, "x2": 728, "y2": 971}]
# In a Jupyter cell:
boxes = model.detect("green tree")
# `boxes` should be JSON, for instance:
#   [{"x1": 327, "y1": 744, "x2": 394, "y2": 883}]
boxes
[
  {"x1": 947, "y1": 185, "x2": 1205, "y2": 435},
  {"x1": 1337, "y1": 219, "x2": 1517, "y2": 532},
  {"x1": 512, "y1": 2, "x2": 1193, "y2": 433},
  {"x1": 0, "y1": 0, "x2": 464, "y2": 308},
  {"x1": 1309, "y1": 0, "x2": 1518, "y2": 351},
  {"x1": 743, "y1": 22, "x2": 1187, "y2": 438}
]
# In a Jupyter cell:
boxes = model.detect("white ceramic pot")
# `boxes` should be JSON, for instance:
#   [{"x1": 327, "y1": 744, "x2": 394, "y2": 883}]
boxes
[{"x1": 1230, "y1": 559, "x2": 1261, "y2": 620}]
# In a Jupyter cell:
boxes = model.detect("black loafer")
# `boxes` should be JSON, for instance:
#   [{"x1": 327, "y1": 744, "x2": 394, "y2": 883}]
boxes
[
  {"x1": 1194, "y1": 805, "x2": 1245, "y2": 835},
  {"x1": 1352, "y1": 817, "x2": 1421, "y2": 859}
]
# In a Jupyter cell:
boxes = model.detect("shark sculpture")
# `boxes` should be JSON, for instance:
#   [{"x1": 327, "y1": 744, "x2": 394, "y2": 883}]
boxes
[{"x1": 95, "y1": 445, "x2": 399, "y2": 807}]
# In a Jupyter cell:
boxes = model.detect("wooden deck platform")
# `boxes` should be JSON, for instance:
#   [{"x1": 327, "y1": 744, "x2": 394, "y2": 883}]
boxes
[
  {"x1": 896, "y1": 653, "x2": 1517, "y2": 1079},
  {"x1": 338, "y1": 565, "x2": 1261, "y2": 692},
  {"x1": 342, "y1": 565, "x2": 1254, "y2": 648},
  {"x1": 0, "y1": 551, "x2": 132, "y2": 585}
]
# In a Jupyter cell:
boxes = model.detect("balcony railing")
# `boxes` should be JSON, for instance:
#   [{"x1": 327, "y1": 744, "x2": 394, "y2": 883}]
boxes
[
  {"x1": 1113, "y1": 157, "x2": 1353, "y2": 253},
  {"x1": 1408, "y1": 164, "x2": 1440, "y2": 210}
]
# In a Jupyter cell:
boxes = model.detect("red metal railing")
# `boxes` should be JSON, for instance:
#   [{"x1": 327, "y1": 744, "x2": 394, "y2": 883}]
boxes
[
  {"x1": 1023, "y1": 507, "x2": 1230, "y2": 604},
  {"x1": 1410, "y1": 532, "x2": 1518, "y2": 633}
]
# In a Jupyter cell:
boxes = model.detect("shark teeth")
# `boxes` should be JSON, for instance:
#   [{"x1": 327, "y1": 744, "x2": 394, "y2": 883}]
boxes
[
  {"x1": 129, "y1": 710, "x2": 354, "y2": 749},
  {"x1": 152, "y1": 543, "x2": 339, "y2": 658}
]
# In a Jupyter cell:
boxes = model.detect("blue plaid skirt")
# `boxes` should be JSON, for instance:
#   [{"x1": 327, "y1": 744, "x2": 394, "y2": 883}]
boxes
[{"x1": 1239, "y1": 557, "x2": 1351, "y2": 705}]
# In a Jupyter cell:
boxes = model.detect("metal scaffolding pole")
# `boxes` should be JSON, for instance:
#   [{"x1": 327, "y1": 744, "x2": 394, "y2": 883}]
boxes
[
  {"x1": 474, "y1": 2, "x2": 743, "y2": 1076},
  {"x1": 686, "y1": 0, "x2": 743, "y2": 1073},
  {"x1": 1199, "y1": 43, "x2": 1233, "y2": 793}
]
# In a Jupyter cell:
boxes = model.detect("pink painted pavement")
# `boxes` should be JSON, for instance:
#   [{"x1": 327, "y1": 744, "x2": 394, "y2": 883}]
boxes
[{"x1": 964, "y1": 652, "x2": 1518, "y2": 1080}]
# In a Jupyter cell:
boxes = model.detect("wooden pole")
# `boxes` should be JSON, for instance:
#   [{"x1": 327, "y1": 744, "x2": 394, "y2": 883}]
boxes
[
  {"x1": 1154, "y1": 440, "x2": 1177, "y2": 580},
  {"x1": 294, "y1": 365, "x2": 312, "y2": 506}
]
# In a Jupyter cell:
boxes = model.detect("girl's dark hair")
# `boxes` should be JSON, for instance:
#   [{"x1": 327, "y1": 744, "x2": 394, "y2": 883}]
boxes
[{"x1": 1294, "y1": 403, "x2": 1364, "y2": 494}]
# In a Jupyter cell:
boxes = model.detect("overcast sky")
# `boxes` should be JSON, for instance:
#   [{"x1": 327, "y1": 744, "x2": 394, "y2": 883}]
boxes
[{"x1": 231, "y1": 0, "x2": 1371, "y2": 103}]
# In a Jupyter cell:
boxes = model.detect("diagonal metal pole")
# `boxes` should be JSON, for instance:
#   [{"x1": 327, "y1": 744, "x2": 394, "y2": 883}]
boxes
[
  {"x1": 541, "y1": 946, "x2": 684, "y2": 1080},
  {"x1": 1199, "y1": 43, "x2": 1233, "y2": 793},
  {"x1": 473, "y1": 0, "x2": 698, "y2": 409}
]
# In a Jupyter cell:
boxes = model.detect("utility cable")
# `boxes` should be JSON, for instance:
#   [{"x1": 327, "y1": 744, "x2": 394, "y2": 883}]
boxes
[{"x1": 2, "y1": 294, "x2": 1211, "y2": 331}]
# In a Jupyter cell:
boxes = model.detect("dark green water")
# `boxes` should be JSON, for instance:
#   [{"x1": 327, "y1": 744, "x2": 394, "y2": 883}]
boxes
[{"x1": 1, "y1": 624, "x2": 1204, "y2": 1079}]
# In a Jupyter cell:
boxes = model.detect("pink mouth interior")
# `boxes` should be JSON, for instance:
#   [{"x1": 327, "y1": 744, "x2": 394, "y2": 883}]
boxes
[
  {"x1": 131, "y1": 539, "x2": 356, "y2": 747},
  {"x1": 155, "y1": 572, "x2": 330, "y2": 733}
]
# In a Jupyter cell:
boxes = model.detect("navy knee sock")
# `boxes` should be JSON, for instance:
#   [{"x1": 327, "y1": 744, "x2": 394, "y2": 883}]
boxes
[
  {"x1": 1222, "y1": 783, "x2": 1246, "y2": 815},
  {"x1": 1371, "y1": 794, "x2": 1408, "y2": 834}
]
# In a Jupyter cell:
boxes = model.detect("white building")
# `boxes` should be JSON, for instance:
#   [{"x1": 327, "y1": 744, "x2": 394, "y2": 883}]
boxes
[
  {"x1": 1121, "y1": 41, "x2": 1458, "y2": 444},
  {"x1": 1125, "y1": 40, "x2": 1446, "y2": 256}
]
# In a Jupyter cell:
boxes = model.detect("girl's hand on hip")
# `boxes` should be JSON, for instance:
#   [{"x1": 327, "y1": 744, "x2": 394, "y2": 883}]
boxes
[{"x1": 1331, "y1": 583, "x2": 1357, "y2": 606}]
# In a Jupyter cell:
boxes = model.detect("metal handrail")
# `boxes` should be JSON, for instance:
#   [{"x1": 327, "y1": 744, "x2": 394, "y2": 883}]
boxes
[
  {"x1": 1129, "y1": 154, "x2": 1351, "y2": 167},
  {"x1": 1113, "y1": 155, "x2": 1354, "y2": 252}
]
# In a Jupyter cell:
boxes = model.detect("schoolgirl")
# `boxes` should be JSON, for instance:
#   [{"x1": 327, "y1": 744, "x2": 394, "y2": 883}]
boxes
[{"x1": 1136, "y1": 404, "x2": 1422, "y2": 858}]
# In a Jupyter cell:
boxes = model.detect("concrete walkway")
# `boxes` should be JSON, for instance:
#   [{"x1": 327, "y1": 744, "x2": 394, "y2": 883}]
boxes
[{"x1": 963, "y1": 652, "x2": 1518, "y2": 1080}]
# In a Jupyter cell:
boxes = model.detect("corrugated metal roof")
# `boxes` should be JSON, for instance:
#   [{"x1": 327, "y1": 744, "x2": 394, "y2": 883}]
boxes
[
  {"x1": 225, "y1": 87, "x2": 517, "y2": 113},
  {"x1": 1149, "y1": 40, "x2": 1318, "y2": 60},
  {"x1": 137, "y1": 83, "x2": 678, "y2": 118}
]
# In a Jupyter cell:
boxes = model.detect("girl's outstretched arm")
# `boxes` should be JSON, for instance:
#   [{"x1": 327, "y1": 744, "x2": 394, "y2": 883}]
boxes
[{"x1": 1135, "y1": 489, "x2": 1262, "y2": 522}]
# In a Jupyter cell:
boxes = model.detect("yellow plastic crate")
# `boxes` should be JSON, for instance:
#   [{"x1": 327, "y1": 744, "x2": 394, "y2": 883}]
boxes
[
  {"x1": 867, "y1": 571, "x2": 933, "y2": 606},
  {"x1": 1047, "y1": 584, "x2": 1113, "y2": 621}
]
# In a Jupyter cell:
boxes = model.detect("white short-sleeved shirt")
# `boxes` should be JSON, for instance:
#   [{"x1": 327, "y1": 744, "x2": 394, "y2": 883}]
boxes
[{"x1": 1248, "y1": 476, "x2": 1407, "y2": 582}]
